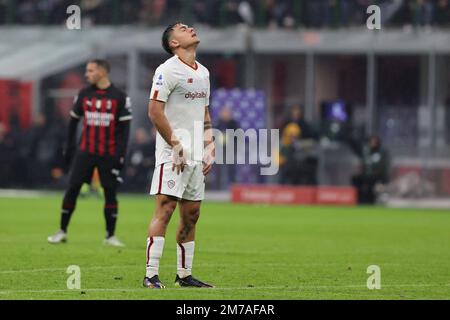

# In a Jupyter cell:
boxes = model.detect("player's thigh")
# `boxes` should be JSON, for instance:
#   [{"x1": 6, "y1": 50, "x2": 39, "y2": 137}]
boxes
[
  {"x1": 155, "y1": 194, "x2": 178, "y2": 216},
  {"x1": 68, "y1": 152, "x2": 96, "y2": 186},
  {"x1": 97, "y1": 157, "x2": 116, "y2": 189},
  {"x1": 181, "y1": 164, "x2": 205, "y2": 202},
  {"x1": 150, "y1": 163, "x2": 185, "y2": 199}
]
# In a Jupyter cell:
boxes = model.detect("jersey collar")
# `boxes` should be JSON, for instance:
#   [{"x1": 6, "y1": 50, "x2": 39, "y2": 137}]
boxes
[{"x1": 176, "y1": 55, "x2": 198, "y2": 71}]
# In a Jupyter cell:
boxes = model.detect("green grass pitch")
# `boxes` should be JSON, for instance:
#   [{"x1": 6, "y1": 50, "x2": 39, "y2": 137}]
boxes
[{"x1": 0, "y1": 194, "x2": 449, "y2": 300}]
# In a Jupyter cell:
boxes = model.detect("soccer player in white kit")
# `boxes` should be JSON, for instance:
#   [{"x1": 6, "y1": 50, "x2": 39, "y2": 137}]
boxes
[{"x1": 143, "y1": 22, "x2": 215, "y2": 288}]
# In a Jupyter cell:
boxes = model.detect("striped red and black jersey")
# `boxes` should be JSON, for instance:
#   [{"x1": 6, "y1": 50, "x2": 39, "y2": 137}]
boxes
[{"x1": 70, "y1": 84, "x2": 132, "y2": 157}]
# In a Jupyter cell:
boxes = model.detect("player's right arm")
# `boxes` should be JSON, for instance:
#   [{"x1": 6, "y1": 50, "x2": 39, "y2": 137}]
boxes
[
  {"x1": 148, "y1": 100, "x2": 185, "y2": 174},
  {"x1": 148, "y1": 100, "x2": 176, "y2": 147},
  {"x1": 148, "y1": 66, "x2": 185, "y2": 174}
]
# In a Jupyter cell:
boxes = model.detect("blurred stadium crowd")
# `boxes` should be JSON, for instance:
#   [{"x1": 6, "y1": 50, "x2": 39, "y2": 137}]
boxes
[
  {"x1": 0, "y1": 0, "x2": 449, "y2": 28},
  {"x1": 1, "y1": 0, "x2": 448, "y2": 202}
]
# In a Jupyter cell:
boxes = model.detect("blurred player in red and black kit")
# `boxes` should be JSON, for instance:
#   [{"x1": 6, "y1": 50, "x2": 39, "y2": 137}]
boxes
[{"x1": 48, "y1": 59, "x2": 132, "y2": 247}]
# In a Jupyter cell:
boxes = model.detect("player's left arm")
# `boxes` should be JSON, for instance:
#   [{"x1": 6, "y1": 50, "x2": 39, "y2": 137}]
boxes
[{"x1": 203, "y1": 106, "x2": 215, "y2": 176}]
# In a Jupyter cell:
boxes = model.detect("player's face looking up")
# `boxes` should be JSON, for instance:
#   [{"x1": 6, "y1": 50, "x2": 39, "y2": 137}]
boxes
[
  {"x1": 168, "y1": 23, "x2": 200, "y2": 52},
  {"x1": 85, "y1": 62, "x2": 108, "y2": 85}
]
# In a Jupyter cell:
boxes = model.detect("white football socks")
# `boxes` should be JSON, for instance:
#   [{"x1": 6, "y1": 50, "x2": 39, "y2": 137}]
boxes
[
  {"x1": 177, "y1": 241, "x2": 195, "y2": 279},
  {"x1": 145, "y1": 236, "x2": 165, "y2": 278},
  {"x1": 145, "y1": 238, "x2": 196, "y2": 279}
]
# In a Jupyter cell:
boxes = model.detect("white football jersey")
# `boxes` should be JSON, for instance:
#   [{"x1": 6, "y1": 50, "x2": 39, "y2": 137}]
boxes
[{"x1": 149, "y1": 55, "x2": 210, "y2": 166}]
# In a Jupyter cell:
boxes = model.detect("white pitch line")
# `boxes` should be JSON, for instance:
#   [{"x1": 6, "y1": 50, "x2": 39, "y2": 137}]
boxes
[
  {"x1": 0, "y1": 190, "x2": 45, "y2": 198},
  {"x1": 0, "y1": 265, "x2": 137, "y2": 274},
  {"x1": 0, "y1": 262, "x2": 404, "y2": 274},
  {"x1": 0, "y1": 286, "x2": 289, "y2": 295},
  {"x1": 0, "y1": 264, "x2": 221, "y2": 274},
  {"x1": 0, "y1": 284, "x2": 449, "y2": 295},
  {"x1": 0, "y1": 264, "x2": 247, "y2": 274}
]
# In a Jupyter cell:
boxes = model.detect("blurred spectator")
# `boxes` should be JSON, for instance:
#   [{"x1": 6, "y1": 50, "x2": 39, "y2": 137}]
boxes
[
  {"x1": 221, "y1": 0, "x2": 248, "y2": 26},
  {"x1": 237, "y1": 0, "x2": 255, "y2": 25},
  {"x1": 22, "y1": 113, "x2": 67, "y2": 188},
  {"x1": 56, "y1": 1, "x2": 80, "y2": 23},
  {"x1": 163, "y1": 0, "x2": 183, "y2": 24},
  {"x1": 120, "y1": 0, "x2": 141, "y2": 25},
  {"x1": 190, "y1": 0, "x2": 224, "y2": 26},
  {"x1": 414, "y1": 0, "x2": 435, "y2": 27},
  {"x1": 16, "y1": 0, "x2": 38, "y2": 24},
  {"x1": 139, "y1": 0, "x2": 167, "y2": 26},
  {"x1": 81, "y1": 0, "x2": 111, "y2": 25},
  {"x1": 445, "y1": 96, "x2": 450, "y2": 144},
  {"x1": 24, "y1": 113, "x2": 47, "y2": 187},
  {"x1": 0, "y1": 0, "x2": 7, "y2": 24},
  {"x1": 47, "y1": 114, "x2": 67, "y2": 180},
  {"x1": 192, "y1": 0, "x2": 211, "y2": 25},
  {"x1": 216, "y1": 106, "x2": 240, "y2": 132},
  {"x1": 435, "y1": 0, "x2": 450, "y2": 26},
  {"x1": 15, "y1": 0, "x2": 74, "y2": 25},
  {"x1": 305, "y1": 0, "x2": 335, "y2": 28},
  {"x1": 124, "y1": 127, "x2": 156, "y2": 191},
  {"x1": 7, "y1": 113, "x2": 29, "y2": 188},
  {"x1": 280, "y1": 106, "x2": 319, "y2": 185},
  {"x1": 214, "y1": 106, "x2": 240, "y2": 189},
  {"x1": 265, "y1": 0, "x2": 293, "y2": 28},
  {"x1": 278, "y1": 122, "x2": 300, "y2": 185},
  {"x1": 0, "y1": 122, "x2": 15, "y2": 187},
  {"x1": 350, "y1": 135, "x2": 391, "y2": 204},
  {"x1": 338, "y1": 0, "x2": 351, "y2": 27},
  {"x1": 282, "y1": 105, "x2": 318, "y2": 140}
]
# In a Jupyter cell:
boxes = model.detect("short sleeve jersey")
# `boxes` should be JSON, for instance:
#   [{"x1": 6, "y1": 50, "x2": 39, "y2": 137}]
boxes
[
  {"x1": 71, "y1": 84, "x2": 132, "y2": 157},
  {"x1": 149, "y1": 55, "x2": 210, "y2": 166}
]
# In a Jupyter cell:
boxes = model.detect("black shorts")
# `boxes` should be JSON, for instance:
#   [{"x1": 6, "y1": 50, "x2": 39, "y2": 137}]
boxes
[{"x1": 69, "y1": 152, "x2": 117, "y2": 188}]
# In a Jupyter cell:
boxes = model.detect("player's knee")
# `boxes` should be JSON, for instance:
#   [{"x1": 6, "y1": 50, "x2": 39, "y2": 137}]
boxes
[
  {"x1": 154, "y1": 205, "x2": 175, "y2": 228},
  {"x1": 68, "y1": 184, "x2": 82, "y2": 193},
  {"x1": 155, "y1": 214, "x2": 172, "y2": 228},
  {"x1": 103, "y1": 188, "x2": 117, "y2": 204},
  {"x1": 184, "y1": 208, "x2": 200, "y2": 226},
  {"x1": 65, "y1": 184, "x2": 82, "y2": 200}
]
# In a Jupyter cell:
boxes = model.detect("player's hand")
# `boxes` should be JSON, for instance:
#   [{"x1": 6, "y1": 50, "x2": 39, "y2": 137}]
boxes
[
  {"x1": 113, "y1": 156, "x2": 125, "y2": 172},
  {"x1": 111, "y1": 156, "x2": 125, "y2": 183},
  {"x1": 172, "y1": 142, "x2": 186, "y2": 175},
  {"x1": 202, "y1": 141, "x2": 215, "y2": 176}
]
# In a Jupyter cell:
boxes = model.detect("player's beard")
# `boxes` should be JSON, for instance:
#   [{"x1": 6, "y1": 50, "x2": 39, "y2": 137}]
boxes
[
  {"x1": 88, "y1": 75, "x2": 101, "y2": 86},
  {"x1": 187, "y1": 40, "x2": 200, "y2": 52},
  {"x1": 190, "y1": 35, "x2": 200, "y2": 46}
]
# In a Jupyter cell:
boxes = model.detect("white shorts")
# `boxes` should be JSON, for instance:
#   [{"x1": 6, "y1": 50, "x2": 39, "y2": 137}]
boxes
[{"x1": 149, "y1": 162, "x2": 205, "y2": 201}]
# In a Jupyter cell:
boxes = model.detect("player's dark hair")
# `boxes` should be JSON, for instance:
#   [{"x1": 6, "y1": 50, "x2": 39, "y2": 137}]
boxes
[
  {"x1": 89, "y1": 59, "x2": 110, "y2": 73},
  {"x1": 162, "y1": 22, "x2": 180, "y2": 55}
]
